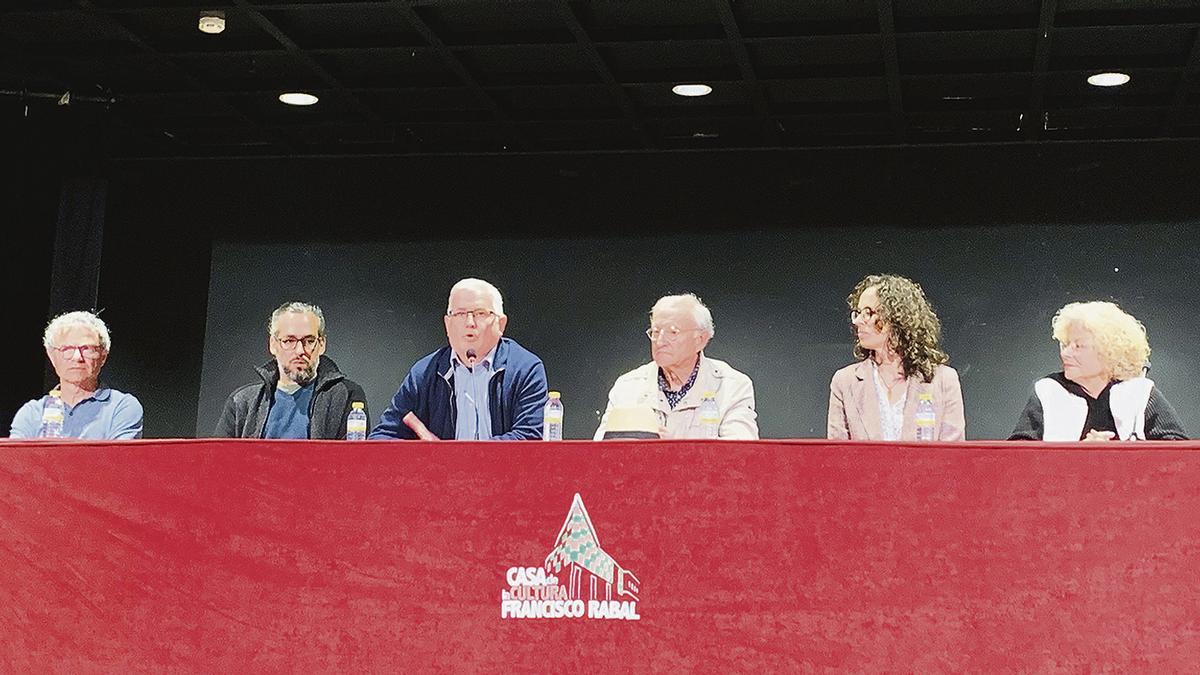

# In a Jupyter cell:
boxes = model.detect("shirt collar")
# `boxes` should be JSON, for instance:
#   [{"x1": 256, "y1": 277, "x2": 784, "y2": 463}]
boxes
[
  {"x1": 658, "y1": 355, "x2": 702, "y2": 409},
  {"x1": 453, "y1": 346, "x2": 496, "y2": 371}
]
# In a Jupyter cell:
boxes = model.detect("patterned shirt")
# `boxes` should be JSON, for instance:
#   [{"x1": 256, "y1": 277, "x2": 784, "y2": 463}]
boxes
[{"x1": 658, "y1": 357, "x2": 701, "y2": 410}]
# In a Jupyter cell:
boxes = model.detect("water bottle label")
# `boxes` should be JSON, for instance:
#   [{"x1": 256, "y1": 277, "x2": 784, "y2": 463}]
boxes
[
  {"x1": 545, "y1": 413, "x2": 563, "y2": 424},
  {"x1": 347, "y1": 420, "x2": 367, "y2": 433}
]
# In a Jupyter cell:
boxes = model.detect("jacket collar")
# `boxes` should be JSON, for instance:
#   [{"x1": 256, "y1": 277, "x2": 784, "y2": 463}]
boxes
[
  {"x1": 850, "y1": 359, "x2": 883, "y2": 439},
  {"x1": 438, "y1": 337, "x2": 511, "y2": 381}
]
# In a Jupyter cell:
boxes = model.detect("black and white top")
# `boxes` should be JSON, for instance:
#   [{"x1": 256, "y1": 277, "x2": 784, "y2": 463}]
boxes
[{"x1": 1009, "y1": 372, "x2": 1187, "y2": 441}]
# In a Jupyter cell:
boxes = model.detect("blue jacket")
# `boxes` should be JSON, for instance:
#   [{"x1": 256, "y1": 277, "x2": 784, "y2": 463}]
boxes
[{"x1": 370, "y1": 337, "x2": 548, "y2": 440}]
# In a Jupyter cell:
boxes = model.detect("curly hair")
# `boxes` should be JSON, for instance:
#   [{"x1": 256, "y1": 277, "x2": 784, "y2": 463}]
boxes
[
  {"x1": 1051, "y1": 301, "x2": 1150, "y2": 381},
  {"x1": 848, "y1": 274, "x2": 948, "y2": 383}
]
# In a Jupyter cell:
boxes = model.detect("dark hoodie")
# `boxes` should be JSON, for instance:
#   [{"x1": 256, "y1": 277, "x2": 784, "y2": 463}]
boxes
[{"x1": 213, "y1": 356, "x2": 368, "y2": 439}]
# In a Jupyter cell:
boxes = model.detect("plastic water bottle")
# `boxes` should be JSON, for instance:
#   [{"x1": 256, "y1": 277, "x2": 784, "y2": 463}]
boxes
[
  {"x1": 543, "y1": 391, "x2": 563, "y2": 441},
  {"x1": 914, "y1": 392, "x2": 936, "y2": 441},
  {"x1": 39, "y1": 390, "x2": 66, "y2": 438},
  {"x1": 346, "y1": 402, "x2": 368, "y2": 440},
  {"x1": 698, "y1": 391, "x2": 720, "y2": 439}
]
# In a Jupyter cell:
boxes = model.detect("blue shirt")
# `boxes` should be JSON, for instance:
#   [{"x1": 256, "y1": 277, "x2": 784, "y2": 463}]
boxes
[
  {"x1": 9, "y1": 388, "x2": 144, "y2": 440},
  {"x1": 453, "y1": 349, "x2": 495, "y2": 440},
  {"x1": 263, "y1": 383, "x2": 314, "y2": 439}
]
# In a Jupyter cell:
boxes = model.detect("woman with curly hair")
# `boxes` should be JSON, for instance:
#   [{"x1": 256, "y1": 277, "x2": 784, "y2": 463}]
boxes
[
  {"x1": 1009, "y1": 301, "x2": 1187, "y2": 441},
  {"x1": 827, "y1": 274, "x2": 965, "y2": 441}
]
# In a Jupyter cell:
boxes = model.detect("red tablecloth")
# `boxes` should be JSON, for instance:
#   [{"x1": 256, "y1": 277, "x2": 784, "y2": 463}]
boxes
[{"x1": 0, "y1": 439, "x2": 1197, "y2": 671}]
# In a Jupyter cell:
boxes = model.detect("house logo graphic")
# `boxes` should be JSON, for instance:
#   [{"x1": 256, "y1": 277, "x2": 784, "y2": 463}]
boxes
[{"x1": 500, "y1": 493, "x2": 641, "y2": 620}]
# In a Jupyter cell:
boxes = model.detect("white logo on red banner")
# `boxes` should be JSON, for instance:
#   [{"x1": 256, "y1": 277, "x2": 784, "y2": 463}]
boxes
[{"x1": 500, "y1": 493, "x2": 640, "y2": 620}]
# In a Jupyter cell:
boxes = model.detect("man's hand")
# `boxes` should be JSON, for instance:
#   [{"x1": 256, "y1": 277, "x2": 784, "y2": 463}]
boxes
[
  {"x1": 403, "y1": 412, "x2": 439, "y2": 441},
  {"x1": 1082, "y1": 429, "x2": 1116, "y2": 442}
]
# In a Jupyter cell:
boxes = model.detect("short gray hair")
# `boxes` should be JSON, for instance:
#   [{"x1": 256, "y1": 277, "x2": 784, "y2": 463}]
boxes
[
  {"x1": 43, "y1": 311, "x2": 111, "y2": 351},
  {"x1": 269, "y1": 301, "x2": 326, "y2": 337},
  {"x1": 448, "y1": 278, "x2": 505, "y2": 317},
  {"x1": 652, "y1": 293, "x2": 715, "y2": 337}
]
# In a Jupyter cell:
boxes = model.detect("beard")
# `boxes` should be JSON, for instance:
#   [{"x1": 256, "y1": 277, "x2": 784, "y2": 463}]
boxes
[{"x1": 283, "y1": 356, "x2": 318, "y2": 385}]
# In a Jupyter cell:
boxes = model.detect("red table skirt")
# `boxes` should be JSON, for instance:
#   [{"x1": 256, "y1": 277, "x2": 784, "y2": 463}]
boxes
[{"x1": 1, "y1": 439, "x2": 1197, "y2": 670}]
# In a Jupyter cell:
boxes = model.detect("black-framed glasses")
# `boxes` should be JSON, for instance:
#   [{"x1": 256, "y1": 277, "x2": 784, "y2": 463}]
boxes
[
  {"x1": 52, "y1": 344, "x2": 105, "y2": 359},
  {"x1": 850, "y1": 307, "x2": 880, "y2": 322},
  {"x1": 447, "y1": 309, "x2": 497, "y2": 323},
  {"x1": 274, "y1": 335, "x2": 322, "y2": 351}
]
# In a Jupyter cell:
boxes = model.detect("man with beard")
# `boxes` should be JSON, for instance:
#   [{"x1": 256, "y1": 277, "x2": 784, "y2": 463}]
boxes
[{"x1": 214, "y1": 302, "x2": 367, "y2": 439}]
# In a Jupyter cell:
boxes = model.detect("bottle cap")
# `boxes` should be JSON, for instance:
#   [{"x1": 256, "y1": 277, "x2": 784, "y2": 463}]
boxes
[
  {"x1": 49, "y1": 389, "x2": 61, "y2": 397},
  {"x1": 351, "y1": 401, "x2": 365, "y2": 410},
  {"x1": 703, "y1": 391, "x2": 716, "y2": 397},
  {"x1": 548, "y1": 391, "x2": 561, "y2": 399}
]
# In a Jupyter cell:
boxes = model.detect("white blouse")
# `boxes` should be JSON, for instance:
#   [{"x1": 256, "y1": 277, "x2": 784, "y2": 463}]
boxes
[{"x1": 871, "y1": 361, "x2": 907, "y2": 441}]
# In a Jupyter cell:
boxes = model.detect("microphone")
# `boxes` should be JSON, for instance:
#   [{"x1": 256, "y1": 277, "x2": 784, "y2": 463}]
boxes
[{"x1": 466, "y1": 348, "x2": 477, "y2": 367}]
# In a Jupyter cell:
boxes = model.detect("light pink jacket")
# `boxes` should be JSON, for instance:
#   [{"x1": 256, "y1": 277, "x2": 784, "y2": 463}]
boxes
[{"x1": 827, "y1": 361, "x2": 965, "y2": 441}]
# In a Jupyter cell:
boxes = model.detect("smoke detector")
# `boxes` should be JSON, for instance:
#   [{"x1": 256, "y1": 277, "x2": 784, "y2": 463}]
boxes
[{"x1": 198, "y1": 12, "x2": 226, "y2": 35}]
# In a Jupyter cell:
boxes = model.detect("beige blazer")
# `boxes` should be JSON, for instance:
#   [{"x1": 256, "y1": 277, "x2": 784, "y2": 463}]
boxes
[
  {"x1": 594, "y1": 355, "x2": 758, "y2": 440},
  {"x1": 827, "y1": 361, "x2": 965, "y2": 441}
]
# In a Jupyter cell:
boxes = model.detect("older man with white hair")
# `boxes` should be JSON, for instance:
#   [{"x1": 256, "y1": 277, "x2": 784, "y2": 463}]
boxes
[
  {"x1": 8, "y1": 310, "x2": 143, "y2": 439},
  {"x1": 370, "y1": 278, "x2": 548, "y2": 440},
  {"x1": 595, "y1": 293, "x2": 758, "y2": 440}
]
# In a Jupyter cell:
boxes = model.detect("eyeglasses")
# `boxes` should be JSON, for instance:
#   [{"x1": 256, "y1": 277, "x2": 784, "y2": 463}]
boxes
[
  {"x1": 646, "y1": 326, "x2": 702, "y2": 342},
  {"x1": 274, "y1": 335, "x2": 322, "y2": 351},
  {"x1": 52, "y1": 344, "x2": 105, "y2": 359},
  {"x1": 447, "y1": 309, "x2": 497, "y2": 323},
  {"x1": 850, "y1": 307, "x2": 880, "y2": 322}
]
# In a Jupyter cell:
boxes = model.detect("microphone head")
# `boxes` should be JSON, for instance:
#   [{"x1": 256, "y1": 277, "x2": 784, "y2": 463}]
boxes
[{"x1": 466, "y1": 348, "x2": 478, "y2": 364}]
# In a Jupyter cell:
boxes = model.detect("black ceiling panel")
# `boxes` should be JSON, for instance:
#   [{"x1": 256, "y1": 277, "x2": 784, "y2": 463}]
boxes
[{"x1": 1, "y1": 0, "x2": 1195, "y2": 157}]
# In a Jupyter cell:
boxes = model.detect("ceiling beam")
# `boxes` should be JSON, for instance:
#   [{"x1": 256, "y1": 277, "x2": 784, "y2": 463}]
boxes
[
  {"x1": 552, "y1": 0, "x2": 653, "y2": 148},
  {"x1": 713, "y1": 0, "x2": 779, "y2": 145},
  {"x1": 1025, "y1": 0, "x2": 1057, "y2": 138},
  {"x1": 387, "y1": 0, "x2": 527, "y2": 150},
  {"x1": 1163, "y1": 25, "x2": 1200, "y2": 135},
  {"x1": 876, "y1": 0, "x2": 906, "y2": 142},
  {"x1": 72, "y1": 0, "x2": 297, "y2": 154},
  {"x1": 230, "y1": 0, "x2": 385, "y2": 126}
]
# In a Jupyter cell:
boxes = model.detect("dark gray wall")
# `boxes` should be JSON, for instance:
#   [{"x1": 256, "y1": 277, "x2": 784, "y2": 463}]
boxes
[
  {"x1": 78, "y1": 141, "x2": 1200, "y2": 438},
  {"x1": 197, "y1": 223, "x2": 1200, "y2": 440}
]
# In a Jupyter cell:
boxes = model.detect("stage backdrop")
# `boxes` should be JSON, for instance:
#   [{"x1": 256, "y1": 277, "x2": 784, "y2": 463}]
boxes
[{"x1": 196, "y1": 223, "x2": 1200, "y2": 440}]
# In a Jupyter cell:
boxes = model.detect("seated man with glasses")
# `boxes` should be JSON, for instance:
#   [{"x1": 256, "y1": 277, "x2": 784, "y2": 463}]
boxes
[
  {"x1": 594, "y1": 293, "x2": 758, "y2": 440},
  {"x1": 214, "y1": 301, "x2": 368, "y2": 439},
  {"x1": 8, "y1": 310, "x2": 144, "y2": 439},
  {"x1": 370, "y1": 278, "x2": 548, "y2": 440}
]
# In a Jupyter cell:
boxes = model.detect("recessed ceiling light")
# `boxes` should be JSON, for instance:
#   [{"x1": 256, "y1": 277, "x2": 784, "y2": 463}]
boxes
[
  {"x1": 1087, "y1": 72, "x2": 1130, "y2": 87},
  {"x1": 198, "y1": 12, "x2": 225, "y2": 35},
  {"x1": 279, "y1": 92, "x2": 319, "y2": 106},
  {"x1": 672, "y1": 83, "x2": 712, "y2": 97}
]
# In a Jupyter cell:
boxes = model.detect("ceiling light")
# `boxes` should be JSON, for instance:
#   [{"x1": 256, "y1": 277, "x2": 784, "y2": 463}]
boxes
[
  {"x1": 1087, "y1": 72, "x2": 1130, "y2": 87},
  {"x1": 279, "y1": 92, "x2": 319, "y2": 106},
  {"x1": 672, "y1": 83, "x2": 712, "y2": 97},
  {"x1": 198, "y1": 12, "x2": 226, "y2": 35}
]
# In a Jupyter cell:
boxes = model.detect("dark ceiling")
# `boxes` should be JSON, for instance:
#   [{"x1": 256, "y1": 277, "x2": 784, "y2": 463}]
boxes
[{"x1": 3, "y1": 0, "x2": 1199, "y2": 158}]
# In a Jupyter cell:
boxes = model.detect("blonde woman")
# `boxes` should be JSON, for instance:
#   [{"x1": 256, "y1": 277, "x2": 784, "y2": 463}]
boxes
[
  {"x1": 828, "y1": 274, "x2": 965, "y2": 441},
  {"x1": 1009, "y1": 301, "x2": 1186, "y2": 441}
]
